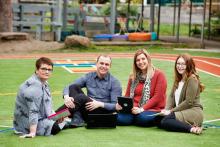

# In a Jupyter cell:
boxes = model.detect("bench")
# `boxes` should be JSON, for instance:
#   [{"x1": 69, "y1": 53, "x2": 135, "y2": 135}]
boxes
[
  {"x1": 12, "y1": 3, "x2": 62, "y2": 41},
  {"x1": 13, "y1": 21, "x2": 62, "y2": 40},
  {"x1": 0, "y1": 32, "x2": 29, "y2": 41}
]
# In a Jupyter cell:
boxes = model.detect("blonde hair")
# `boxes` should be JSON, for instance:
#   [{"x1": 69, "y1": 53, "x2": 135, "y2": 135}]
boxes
[{"x1": 130, "y1": 49, "x2": 155, "y2": 81}]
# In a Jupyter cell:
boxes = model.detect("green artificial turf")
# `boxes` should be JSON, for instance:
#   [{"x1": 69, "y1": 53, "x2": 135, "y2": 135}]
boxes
[{"x1": 0, "y1": 54, "x2": 220, "y2": 147}]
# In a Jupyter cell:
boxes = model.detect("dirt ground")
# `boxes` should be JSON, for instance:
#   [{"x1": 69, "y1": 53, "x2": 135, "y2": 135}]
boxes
[{"x1": 0, "y1": 39, "x2": 64, "y2": 54}]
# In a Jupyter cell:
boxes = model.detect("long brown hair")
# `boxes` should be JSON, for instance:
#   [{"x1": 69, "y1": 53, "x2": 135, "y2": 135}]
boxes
[
  {"x1": 173, "y1": 53, "x2": 205, "y2": 92},
  {"x1": 130, "y1": 49, "x2": 154, "y2": 81}
]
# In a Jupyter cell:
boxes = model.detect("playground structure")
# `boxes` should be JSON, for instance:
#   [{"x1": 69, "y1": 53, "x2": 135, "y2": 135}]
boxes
[
  {"x1": 11, "y1": 0, "x2": 220, "y2": 47},
  {"x1": 93, "y1": 32, "x2": 157, "y2": 42}
]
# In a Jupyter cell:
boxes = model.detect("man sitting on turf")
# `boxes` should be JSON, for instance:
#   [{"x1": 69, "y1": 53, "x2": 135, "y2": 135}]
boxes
[{"x1": 60, "y1": 54, "x2": 122, "y2": 127}]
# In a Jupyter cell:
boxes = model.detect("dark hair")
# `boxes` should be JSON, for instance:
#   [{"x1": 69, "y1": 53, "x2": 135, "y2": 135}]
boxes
[
  {"x1": 173, "y1": 53, "x2": 205, "y2": 92},
  {"x1": 35, "y1": 57, "x2": 53, "y2": 70}
]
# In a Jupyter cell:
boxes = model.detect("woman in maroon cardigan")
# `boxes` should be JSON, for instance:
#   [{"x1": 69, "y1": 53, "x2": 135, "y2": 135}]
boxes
[{"x1": 117, "y1": 49, "x2": 167, "y2": 126}]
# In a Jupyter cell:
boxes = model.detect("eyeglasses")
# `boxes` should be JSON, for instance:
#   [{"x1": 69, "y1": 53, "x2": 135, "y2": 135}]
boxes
[
  {"x1": 176, "y1": 63, "x2": 186, "y2": 66},
  {"x1": 39, "y1": 67, "x2": 53, "y2": 73}
]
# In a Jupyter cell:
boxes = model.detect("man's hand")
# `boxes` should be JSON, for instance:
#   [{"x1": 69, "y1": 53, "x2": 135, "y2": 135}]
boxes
[
  {"x1": 132, "y1": 107, "x2": 144, "y2": 115},
  {"x1": 64, "y1": 95, "x2": 75, "y2": 108},
  {"x1": 85, "y1": 99, "x2": 104, "y2": 111},
  {"x1": 116, "y1": 103, "x2": 122, "y2": 111}
]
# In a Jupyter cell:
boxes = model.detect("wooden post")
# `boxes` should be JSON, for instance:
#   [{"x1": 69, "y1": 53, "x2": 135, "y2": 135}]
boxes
[
  {"x1": 157, "y1": 0, "x2": 161, "y2": 40},
  {"x1": 208, "y1": 0, "x2": 212, "y2": 40},
  {"x1": 201, "y1": 0, "x2": 207, "y2": 49},
  {"x1": 0, "y1": 0, "x2": 12, "y2": 32},
  {"x1": 150, "y1": 0, "x2": 155, "y2": 32},
  {"x1": 36, "y1": 24, "x2": 41, "y2": 40},
  {"x1": 39, "y1": 11, "x2": 43, "y2": 40},
  {"x1": 173, "y1": 0, "x2": 176, "y2": 36},
  {"x1": 63, "y1": 0, "x2": 67, "y2": 31},
  {"x1": 141, "y1": 0, "x2": 144, "y2": 30},
  {"x1": 19, "y1": 4, "x2": 24, "y2": 32},
  {"x1": 53, "y1": 0, "x2": 62, "y2": 41},
  {"x1": 74, "y1": 12, "x2": 79, "y2": 34},
  {"x1": 176, "y1": 0, "x2": 181, "y2": 42},
  {"x1": 110, "y1": 0, "x2": 116, "y2": 34},
  {"x1": 189, "y1": 0, "x2": 192, "y2": 37},
  {"x1": 126, "y1": 0, "x2": 131, "y2": 31}
]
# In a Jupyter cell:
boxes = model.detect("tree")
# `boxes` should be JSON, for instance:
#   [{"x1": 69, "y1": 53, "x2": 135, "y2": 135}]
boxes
[{"x1": 0, "y1": 0, "x2": 12, "y2": 32}]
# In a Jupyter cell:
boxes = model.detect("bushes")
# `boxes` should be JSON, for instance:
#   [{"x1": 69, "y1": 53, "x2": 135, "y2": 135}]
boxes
[{"x1": 100, "y1": 3, "x2": 138, "y2": 17}]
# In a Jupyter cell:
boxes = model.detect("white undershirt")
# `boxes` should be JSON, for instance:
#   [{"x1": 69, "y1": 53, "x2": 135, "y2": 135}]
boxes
[{"x1": 174, "y1": 81, "x2": 184, "y2": 106}]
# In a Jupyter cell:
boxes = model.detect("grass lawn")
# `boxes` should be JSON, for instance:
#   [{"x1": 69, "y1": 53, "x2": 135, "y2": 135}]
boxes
[
  {"x1": 0, "y1": 50, "x2": 220, "y2": 147},
  {"x1": 48, "y1": 46, "x2": 220, "y2": 58}
]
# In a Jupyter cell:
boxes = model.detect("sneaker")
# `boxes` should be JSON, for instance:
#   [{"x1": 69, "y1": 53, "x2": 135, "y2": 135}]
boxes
[
  {"x1": 58, "y1": 121, "x2": 67, "y2": 129},
  {"x1": 70, "y1": 111, "x2": 85, "y2": 127}
]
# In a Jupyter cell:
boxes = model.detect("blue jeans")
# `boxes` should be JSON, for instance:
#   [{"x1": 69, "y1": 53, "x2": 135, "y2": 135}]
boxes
[{"x1": 117, "y1": 111, "x2": 157, "y2": 127}]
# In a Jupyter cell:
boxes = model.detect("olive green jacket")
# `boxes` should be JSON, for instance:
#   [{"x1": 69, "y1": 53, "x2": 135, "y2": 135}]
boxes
[{"x1": 165, "y1": 75, "x2": 203, "y2": 126}]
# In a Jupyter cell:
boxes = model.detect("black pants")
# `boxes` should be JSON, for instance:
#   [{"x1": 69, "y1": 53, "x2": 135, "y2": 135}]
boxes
[
  {"x1": 56, "y1": 84, "x2": 114, "y2": 122},
  {"x1": 51, "y1": 122, "x2": 61, "y2": 135},
  {"x1": 159, "y1": 112, "x2": 191, "y2": 133},
  {"x1": 56, "y1": 84, "x2": 91, "y2": 116}
]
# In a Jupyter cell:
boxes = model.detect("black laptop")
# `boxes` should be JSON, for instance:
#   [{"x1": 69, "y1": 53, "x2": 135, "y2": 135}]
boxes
[
  {"x1": 118, "y1": 96, "x2": 133, "y2": 113},
  {"x1": 86, "y1": 112, "x2": 117, "y2": 129}
]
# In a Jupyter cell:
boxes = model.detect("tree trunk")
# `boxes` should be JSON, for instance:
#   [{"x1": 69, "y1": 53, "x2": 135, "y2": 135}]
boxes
[{"x1": 0, "y1": 0, "x2": 12, "y2": 32}]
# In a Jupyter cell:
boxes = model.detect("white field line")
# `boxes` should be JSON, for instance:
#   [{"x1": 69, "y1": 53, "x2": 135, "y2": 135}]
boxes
[
  {"x1": 203, "y1": 118, "x2": 220, "y2": 123},
  {"x1": 195, "y1": 59, "x2": 220, "y2": 67},
  {"x1": 62, "y1": 66, "x2": 73, "y2": 73},
  {"x1": 197, "y1": 69, "x2": 220, "y2": 78},
  {"x1": 153, "y1": 55, "x2": 220, "y2": 67},
  {"x1": 153, "y1": 58, "x2": 220, "y2": 78},
  {"x1": 0, "y1": 125, "x2": 13, "y2": 128}
]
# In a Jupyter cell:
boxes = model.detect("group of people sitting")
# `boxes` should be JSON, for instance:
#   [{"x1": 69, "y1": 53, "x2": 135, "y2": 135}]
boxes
[{"x1": 13, "y1": 49, "x2": 205, "y2": 138}]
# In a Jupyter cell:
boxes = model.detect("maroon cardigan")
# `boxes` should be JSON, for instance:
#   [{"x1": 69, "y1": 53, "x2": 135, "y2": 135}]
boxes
[{"x1": 125, "y1": 69, "x2": 167, "y2": 112}]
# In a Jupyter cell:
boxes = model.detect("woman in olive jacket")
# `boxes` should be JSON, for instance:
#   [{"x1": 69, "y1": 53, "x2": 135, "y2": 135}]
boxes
[{"x1": 159, "y1": 53, "x2": 205, "y2": 135}]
